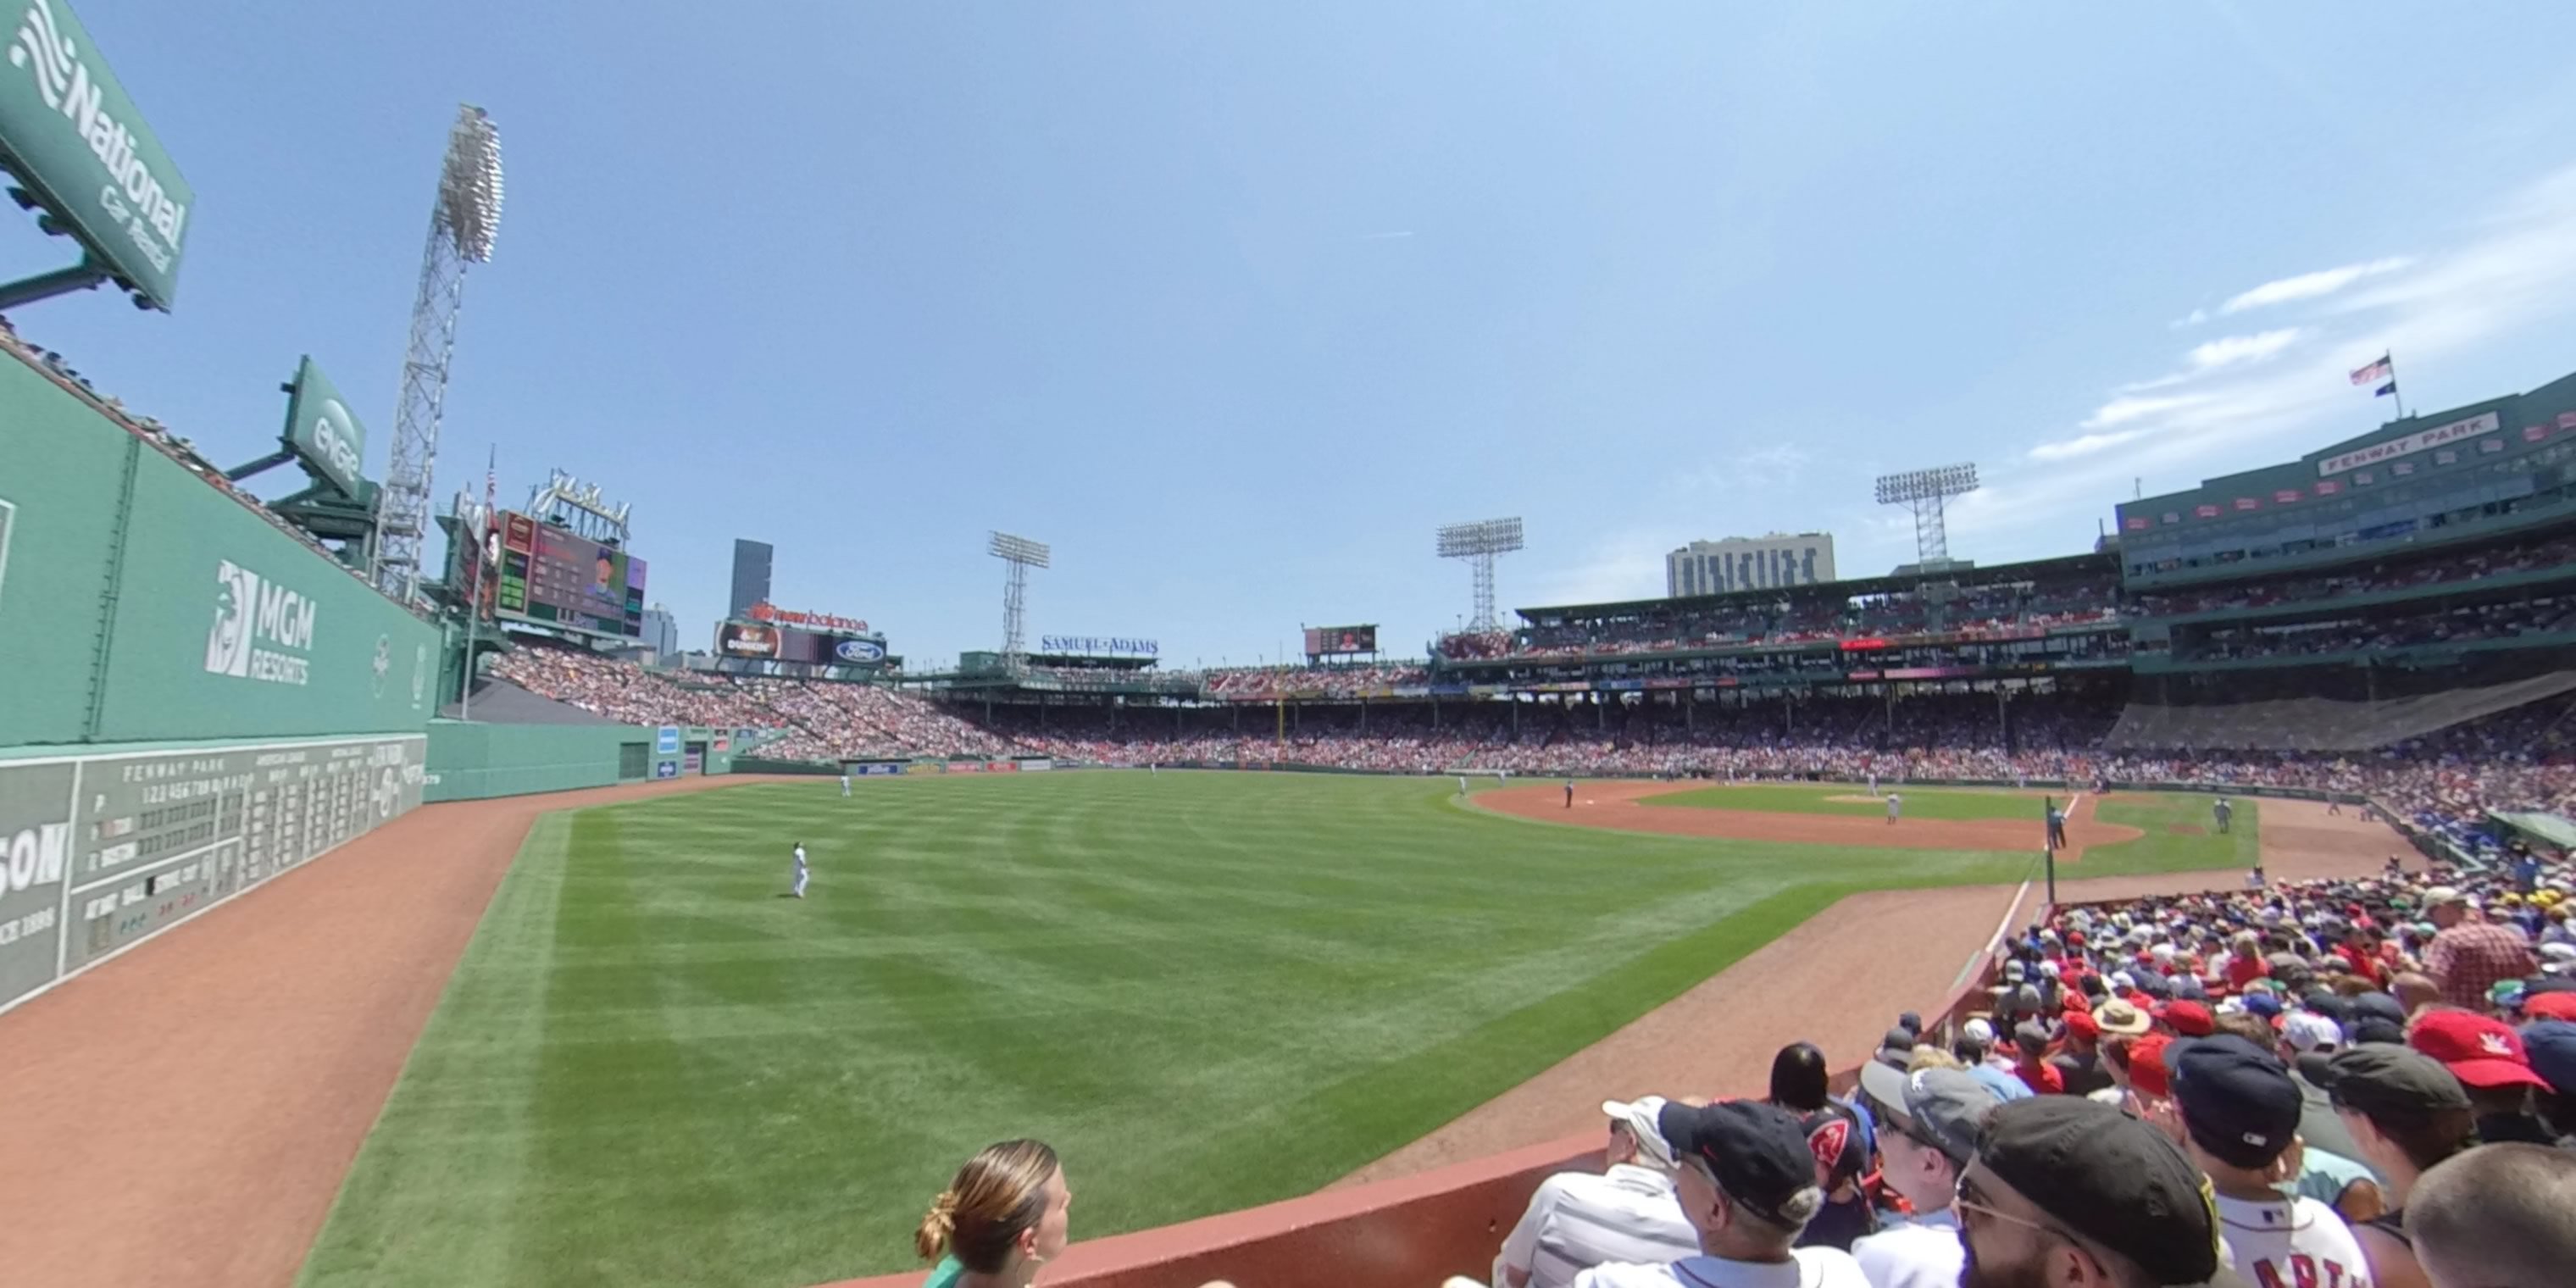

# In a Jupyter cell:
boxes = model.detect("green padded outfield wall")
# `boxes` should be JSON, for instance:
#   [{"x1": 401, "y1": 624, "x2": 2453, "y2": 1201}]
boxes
[
  {"x1": 425, "y1": 721, "x2": 646, "y2": 802},
  {"x1": 0, "y1": 351, "x2": 441, "y2": 746}
]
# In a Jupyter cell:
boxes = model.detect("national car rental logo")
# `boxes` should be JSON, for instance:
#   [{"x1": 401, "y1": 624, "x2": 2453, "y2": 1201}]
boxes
[{"x1": 8, "y1": 0, "x2": 75, "y2": 109}]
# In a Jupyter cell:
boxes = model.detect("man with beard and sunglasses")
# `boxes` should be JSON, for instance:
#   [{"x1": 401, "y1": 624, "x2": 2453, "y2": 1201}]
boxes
[{"x1": 1953, "y1": 1097, "x2": 2245, "y2": 1288}]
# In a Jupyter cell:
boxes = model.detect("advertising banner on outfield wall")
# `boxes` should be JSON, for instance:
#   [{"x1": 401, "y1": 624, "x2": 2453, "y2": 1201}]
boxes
[
  {"x1": 0, "y1": 735, "x2": 425, "y2": 1015},
  {"x1": 0, "y1": 0, "x2": 195, "y2": 308},
  {"x1": 0, "y1": 761, "x2": 77, "y2": 1008}
]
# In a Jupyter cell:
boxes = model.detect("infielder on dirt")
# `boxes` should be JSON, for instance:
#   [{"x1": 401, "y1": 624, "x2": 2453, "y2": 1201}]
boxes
[
  {"x1": 1563, "y1": 778, "x2": 1575, "y2": 809},
  {"x1": 791, "y1": 841, "x2": 810, "y2": 898}
]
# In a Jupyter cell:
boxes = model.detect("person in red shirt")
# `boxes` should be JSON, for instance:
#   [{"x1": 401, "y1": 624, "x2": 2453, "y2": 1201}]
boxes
[
  {"x1": 2333, "y1": 923, "x2": 2390, "y2": 989},
  {"x1": 2011, "y1": 1022, "x2": 2065, "y2": 1095},
  {"x1": 2223, "y1": 930, "x2": 2270, "y2": 992}
]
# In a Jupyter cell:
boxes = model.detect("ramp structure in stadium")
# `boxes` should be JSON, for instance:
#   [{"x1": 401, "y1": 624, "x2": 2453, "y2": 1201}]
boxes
[{"x1": 2107, "y1": 669, "x2": 2576, "y2": 752}]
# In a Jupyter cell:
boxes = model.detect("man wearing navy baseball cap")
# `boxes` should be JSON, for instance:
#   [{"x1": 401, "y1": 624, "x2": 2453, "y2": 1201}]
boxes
[
  {"x1": 2166, "y1": 1036, "x2": 2368, "y2": 1288},
  {"x1": 1571, "y1": 1100, "x2": 1866, "y2": 1288}
]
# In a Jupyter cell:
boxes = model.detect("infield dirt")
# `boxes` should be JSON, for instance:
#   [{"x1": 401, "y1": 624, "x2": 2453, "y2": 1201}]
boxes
[{"x1": 1474, "y1": 779, "x2": 2141, "y2": 858}]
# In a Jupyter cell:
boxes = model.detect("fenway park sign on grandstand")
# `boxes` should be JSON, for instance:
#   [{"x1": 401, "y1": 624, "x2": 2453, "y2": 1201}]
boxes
[
  {"x1": 0, "y1": 0, "x2": 193, "y2": 308},
  {"x1": 1041, "y1": 636, "x2": 1158, "y2": 657},
  {"x1": 748, "y1": 602, "x2": 867, "y2": 633},
  {"x1": 2318, "y1": 412, "x2": 2501, "y2": 477}
]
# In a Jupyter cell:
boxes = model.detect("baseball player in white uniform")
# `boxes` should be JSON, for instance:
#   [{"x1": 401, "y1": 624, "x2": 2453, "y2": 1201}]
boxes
[
  {"x1": 1458, "y1": 775, "x2": 1469, "y2": 798},
  {"x1": 1885, "y1": 793, "x2": 1901, "y2": 824},
  {"x1": 840, "y1": 773, "x2": 852, "y2": 797},
  {"x1": 791, "y1": 842, "x2": 809, "y2": 898}
]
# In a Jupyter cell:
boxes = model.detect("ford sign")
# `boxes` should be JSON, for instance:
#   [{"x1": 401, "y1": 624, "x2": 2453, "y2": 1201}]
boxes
[{"x1": 834, "y1": 638, "x2": 886, "y2": 663}]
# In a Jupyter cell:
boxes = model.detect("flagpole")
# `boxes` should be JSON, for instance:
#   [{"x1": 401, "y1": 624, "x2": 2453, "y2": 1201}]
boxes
[
  {"x1": 461, "y1": 446, "x2": 497, "y2": 721},
  {"x1": 2390, "y1": 353, "x2": 2407, "y2": 419}
]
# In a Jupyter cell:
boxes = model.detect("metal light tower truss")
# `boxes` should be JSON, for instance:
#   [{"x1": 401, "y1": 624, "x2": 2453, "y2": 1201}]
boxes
[
  {"x1": 1874, "y1": 463, "x2": 1979, "y2": 567},
  {"x1": 988, "y1": 531, "x2": 1051, "y2": 669},
  {"x1": 1436, "y1": 517, "x2": 1524, "y2": 632},
  {"x1": 373, "y1": 104, "x2": 505, "y2": 603}
]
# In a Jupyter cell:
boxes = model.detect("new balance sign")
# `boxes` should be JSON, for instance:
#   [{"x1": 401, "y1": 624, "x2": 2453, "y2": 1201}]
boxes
[{"x1": 204, "y1": 559, "x2": 316, "y2": 686}]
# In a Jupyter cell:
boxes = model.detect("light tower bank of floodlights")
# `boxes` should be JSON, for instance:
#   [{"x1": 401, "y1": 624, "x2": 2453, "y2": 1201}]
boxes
[
  {"x1": 1874, "y1": 463, "x2": 1979, "y2": 569},
  {"x1": 371, "y1": 104, "x2": 505, "y2": 604},
  {"x1": 988, "y1": 531, "x2": 1050, "y2": 669},
  {"x1": 1436, "y1": 517, "x2": 1524, "y2": 632}
]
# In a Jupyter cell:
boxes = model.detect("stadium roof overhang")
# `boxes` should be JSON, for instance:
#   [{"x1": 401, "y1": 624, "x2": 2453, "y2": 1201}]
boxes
[{"x1": 1513, "y1": 551, "x2": 2115, "y2": 623}]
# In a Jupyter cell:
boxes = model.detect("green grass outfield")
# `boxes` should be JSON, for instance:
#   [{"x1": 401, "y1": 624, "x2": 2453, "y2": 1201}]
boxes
[{"x1": 298, "y1": 772, "x2": 2250, "y2": 1288}]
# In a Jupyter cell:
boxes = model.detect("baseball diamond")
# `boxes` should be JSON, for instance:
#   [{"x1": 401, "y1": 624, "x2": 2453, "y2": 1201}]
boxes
[{"x1": 6, "y1": 17, "x2": 2576, "y2": 1288}]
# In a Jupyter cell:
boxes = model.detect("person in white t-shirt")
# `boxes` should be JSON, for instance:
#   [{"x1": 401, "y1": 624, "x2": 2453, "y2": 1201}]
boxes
[
  {"x1": 2167, "y1": 1035, "x2": 2373, "y2": 1288},
  {"x1": 1851, "y1": 1064, "x2": 2002, "y2": 1288},
  {"x1": 1496, "y1": 1097, "x2": 1701, "y2": 1288},
  {"x1": 1571, "y1": 1100, "x2": 1867, "y2": 1288}
]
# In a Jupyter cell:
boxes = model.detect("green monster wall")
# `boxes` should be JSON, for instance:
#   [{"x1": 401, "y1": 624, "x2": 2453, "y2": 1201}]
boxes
[{"x1": 0, "y1": 352, "x2": 441, "y2": 747}]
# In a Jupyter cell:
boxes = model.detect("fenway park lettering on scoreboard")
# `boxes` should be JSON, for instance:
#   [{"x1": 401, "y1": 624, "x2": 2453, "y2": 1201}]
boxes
[
  {"x1": 203, "y1": 558, "x2": 317, "y2": 686},
  {"x1": 2317, "y1": 412, "x2": 2501, "y2": 477}
]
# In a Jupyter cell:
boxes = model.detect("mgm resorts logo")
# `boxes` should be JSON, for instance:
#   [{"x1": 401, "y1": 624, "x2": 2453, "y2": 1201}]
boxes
[{"x1": 205, "y1": 558, "x2": 316, "y2": 686}]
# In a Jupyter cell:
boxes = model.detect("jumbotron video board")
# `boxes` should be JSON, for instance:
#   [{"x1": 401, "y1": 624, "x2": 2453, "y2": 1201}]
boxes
[
  {"x1": 1305, "y1": 625, "x2": 1379, "y2": 657},
  {"x1": 495, "y1": 511, "x2": 647, "y2": 637}
]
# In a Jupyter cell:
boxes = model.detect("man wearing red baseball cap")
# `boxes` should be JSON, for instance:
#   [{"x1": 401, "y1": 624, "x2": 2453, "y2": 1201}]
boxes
[
  {"x1": 2048, "y1": 1010, "x2": 2114, "y2": 1098},
  {"x1": 2408, "y1": 1010, "x2": 2555, "y2": 1145}
]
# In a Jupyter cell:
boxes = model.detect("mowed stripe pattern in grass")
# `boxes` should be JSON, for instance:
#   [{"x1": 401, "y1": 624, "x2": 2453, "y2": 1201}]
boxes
[
  {"x1": 1641, "y1": 782, "x2": 2052, "y2": 822},
  {"x1": 300, "y1": 772, "x2": 2050, "y2": 1288}
]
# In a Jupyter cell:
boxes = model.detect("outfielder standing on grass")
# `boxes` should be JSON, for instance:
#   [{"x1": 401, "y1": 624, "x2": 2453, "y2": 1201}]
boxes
[
  {"x1": 2214, "y1": 797, "x2": 2234, "y2": 835},
  {"x1": 791, "y1": 841, "x2": 809, "y2": 899}
]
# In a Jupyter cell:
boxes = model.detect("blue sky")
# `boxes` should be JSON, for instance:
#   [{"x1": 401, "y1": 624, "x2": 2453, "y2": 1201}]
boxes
[{"x1": 9, "y1": 3, "x2": 2576, "y2": 669}]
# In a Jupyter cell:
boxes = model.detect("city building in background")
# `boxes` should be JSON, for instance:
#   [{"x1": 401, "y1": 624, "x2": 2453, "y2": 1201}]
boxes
[
  {"x1": 640, "y1": 603, "x2": 680, "y2": 657},
  {"x1": 728, "y1": 538, "x2": 773, "y2": 618},
  {"x1": 1666, "y1": 532, "x2": 1835, "y2": 597}
]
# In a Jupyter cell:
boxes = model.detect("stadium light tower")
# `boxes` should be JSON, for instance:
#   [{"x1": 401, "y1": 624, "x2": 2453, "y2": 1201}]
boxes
[
  {"x1": 1874, "y1": 463, "x2": 1979, "y2": 568},
  {"x1": 1436, "y1": 517, "x2": 1524, "y2": 633},
  {"x1": 988, "y1": 531, "x2": 1051, "y2": 669},
  {"x1": 372, "y1": 104, "x2": 505, "y2": 604}
]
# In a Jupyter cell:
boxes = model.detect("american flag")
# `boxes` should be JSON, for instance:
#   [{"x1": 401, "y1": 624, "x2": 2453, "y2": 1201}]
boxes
[{"x1": 2350, "y1": 355, "x2": 2394, "y2": 386}]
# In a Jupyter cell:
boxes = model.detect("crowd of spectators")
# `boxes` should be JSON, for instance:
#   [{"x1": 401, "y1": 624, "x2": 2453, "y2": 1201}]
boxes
[
  {"x1": 904, "y1": 837, "x2": 2576, "y2": 1288},
  {"x1": 1202, "y1": 663, "x2": 1430, "y2": 699},
  {"x1": 1489, "y1": 578, "x2": 2128, "y2": 664},
  {"x1": 486, "y1": 638, "x2": 2576, "y2": 864},
  {"x1": 2178, "y1": 597, "x2": 2576, "y2": 663},
  {"x1": 2135, "y1": 532, "x2": 2576, "y2": 619}
]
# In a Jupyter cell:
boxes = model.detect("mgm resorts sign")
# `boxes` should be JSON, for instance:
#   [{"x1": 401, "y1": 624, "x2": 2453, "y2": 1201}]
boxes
[{"x1": 204, "y1": 558, "x2": 318, "y2": 686}]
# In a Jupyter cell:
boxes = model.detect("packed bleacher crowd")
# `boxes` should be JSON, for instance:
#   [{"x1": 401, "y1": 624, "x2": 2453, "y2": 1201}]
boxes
[
  {"x1": 2135, "y1": 532, "x2": 2576, "y2": 619},
  {"x1": 490, "y1": 636, "x2": 2576, "y2": 863},
  {"x1": 1485, "y1": 579, "x2": 2128, "y2": 663},
  {"x1": 1202, "y1": 663, "x2": 1431, "y2": 699},
  {"x1": 2177, "y1": 597, "x2": 2576, "y2": 663},
  {"x1": 903, "y1": 845, "x2": 2576, "y2": 1288}
]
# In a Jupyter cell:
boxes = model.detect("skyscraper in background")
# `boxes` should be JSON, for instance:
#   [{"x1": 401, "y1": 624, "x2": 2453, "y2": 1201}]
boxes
[
  {"x1": 639, "y1": 603, "x2": 681, "y2": 657},
  {"x1": 729, "y1": 538, "x2": 774, "y2": 618}
]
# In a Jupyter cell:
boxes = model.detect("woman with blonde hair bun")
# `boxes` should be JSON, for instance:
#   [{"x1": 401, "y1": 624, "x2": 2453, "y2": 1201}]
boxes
[{"x1": 917, "y1": 1140, "x2": 1072, "y2": 1288}]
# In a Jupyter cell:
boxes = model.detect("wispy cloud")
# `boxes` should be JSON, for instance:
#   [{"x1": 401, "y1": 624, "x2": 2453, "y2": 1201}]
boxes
[
  {"x1": 2185, "y1": 327, "x2": 2303, "y2": 370},
  {"x1": 2020, "y1": 164, "x2": 2576, "y2": 502},
  {"x1": 2215, "y1": 257, "x2": 2411, "y2": 316},
  {"x1": 1528, "y1": 528, "x2": 1671, "y2": 608},
  {"x1": 1357, "y1": 230, "x2": 1417, "y2": 241}
]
